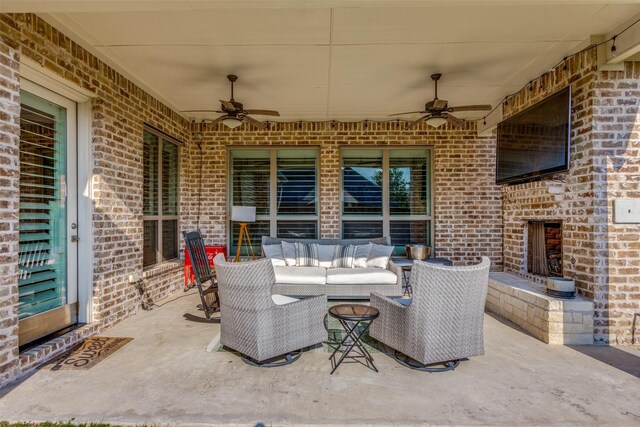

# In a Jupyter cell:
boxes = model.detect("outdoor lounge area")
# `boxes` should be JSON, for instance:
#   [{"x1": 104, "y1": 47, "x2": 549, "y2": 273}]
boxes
[{"x1": 1, "y1": 1, "x2": 640, "y2": 425}]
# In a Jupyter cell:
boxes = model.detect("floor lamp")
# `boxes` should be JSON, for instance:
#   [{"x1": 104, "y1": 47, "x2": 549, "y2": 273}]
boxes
[{"x1": 232, "y1": 206, "x2": 256, "y2": 262}]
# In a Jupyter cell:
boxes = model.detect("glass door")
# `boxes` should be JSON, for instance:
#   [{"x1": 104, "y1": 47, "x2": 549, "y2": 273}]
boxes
[{"x1": 18, "y1": 83, "x2": 78, "y2": 346}]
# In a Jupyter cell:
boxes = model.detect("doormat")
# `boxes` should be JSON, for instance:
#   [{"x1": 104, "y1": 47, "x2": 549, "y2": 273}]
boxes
[{"x1": 45, "y1": 336, "x2": 132, "y2": 370}]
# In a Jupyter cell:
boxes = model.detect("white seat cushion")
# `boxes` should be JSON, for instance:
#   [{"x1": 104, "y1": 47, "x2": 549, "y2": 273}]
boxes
[
  {"x1": 273, "y1": 266, "x2": 327, "y2": 285},
  {"x1": 271, "y1": 294, "x2": 300, "y2": 305},
  {"x1": 326, "y1": 267, "x2": 397, "y2": 285}
]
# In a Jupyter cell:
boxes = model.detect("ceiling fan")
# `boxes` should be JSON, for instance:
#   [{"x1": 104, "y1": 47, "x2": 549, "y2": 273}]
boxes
[
  {"x1": 182, "y1": 74, "x2": 279, "y2": 129},
  {"x1": 390, "y1": 73, "x2": 492, "y2": 129}
]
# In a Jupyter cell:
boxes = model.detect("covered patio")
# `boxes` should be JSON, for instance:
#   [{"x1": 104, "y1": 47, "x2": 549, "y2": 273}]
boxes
[
  {"x1": 1, "y1": 290, "x2": 639, "y2": 426},
  {"x1": 1, "y1": 2, "x2": 640, "y2": 421}
]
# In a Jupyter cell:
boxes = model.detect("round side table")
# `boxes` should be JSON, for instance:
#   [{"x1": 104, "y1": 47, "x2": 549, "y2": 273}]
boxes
[{"x1": 328, "y1": 304, "x2": 379, "y2": 374}]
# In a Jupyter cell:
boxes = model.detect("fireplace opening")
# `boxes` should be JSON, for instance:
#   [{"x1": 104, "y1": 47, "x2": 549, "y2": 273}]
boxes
[{"x1": 527, "y1": 220, "x2": 562, "y2": 277}]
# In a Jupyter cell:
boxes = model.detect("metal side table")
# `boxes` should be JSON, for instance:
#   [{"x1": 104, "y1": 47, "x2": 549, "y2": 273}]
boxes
[{"x1": 328, "y1": 304, "x2": 379, "y2": 374}]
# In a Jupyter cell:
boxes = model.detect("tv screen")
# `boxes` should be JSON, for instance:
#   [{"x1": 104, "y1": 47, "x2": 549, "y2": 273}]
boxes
[{"x1": 496, "y1": 87, "x2": 571, "y2": 185}]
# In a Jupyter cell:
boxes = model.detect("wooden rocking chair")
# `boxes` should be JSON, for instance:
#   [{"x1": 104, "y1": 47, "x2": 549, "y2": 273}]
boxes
[{"x1": 182, "y1": 231, "x2": 220, "y2": 320}]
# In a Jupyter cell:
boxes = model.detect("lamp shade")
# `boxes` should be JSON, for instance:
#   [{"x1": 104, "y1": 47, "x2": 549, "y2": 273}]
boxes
[
  {"x1": 231, "y1": 206, "x2": 256, "y2": 222},
  {"x1": 425, "y1": 116, "x2": 447, "y2": 128},
  {"x1": 222, "y1": 117, "x2": 243, "y2": 129}
]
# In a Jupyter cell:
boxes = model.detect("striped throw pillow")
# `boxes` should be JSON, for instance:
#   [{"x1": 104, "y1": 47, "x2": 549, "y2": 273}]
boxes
[
  {"x1": 332, "y1": 244, "x2": 357, "y2": 268},
  {"x1": 295, "y1": 242, "x2": 319, "y2": 267}
]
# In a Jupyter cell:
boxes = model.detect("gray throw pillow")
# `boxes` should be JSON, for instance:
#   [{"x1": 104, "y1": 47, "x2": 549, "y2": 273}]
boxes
[
  {"x1": 281, "y1": 241, "x2": 297, "y2": 266},
  {"x1": 314, "y1": 244, "x2": 339, "y2": 268},
  {"x1": 332, "y1": 244, "x2": 357, "y2": 268},
  {"x1": 366, "y1": 243, "x2": 394, "y2": 269},
  {"x1": 263, "y1": 244, "x2": 286, "y2": 266},
  {"x1": 295, "y1": 242, "x2": 319, "y2": 267},
  {"x1": 353, "y1": 243, "x2": 373, "y2": 268}
]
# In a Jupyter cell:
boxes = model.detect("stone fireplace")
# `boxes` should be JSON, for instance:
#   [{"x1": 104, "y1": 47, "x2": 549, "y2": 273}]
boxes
[{"x1": 527, "y1": 220, "x2": 562, "y2": 277}]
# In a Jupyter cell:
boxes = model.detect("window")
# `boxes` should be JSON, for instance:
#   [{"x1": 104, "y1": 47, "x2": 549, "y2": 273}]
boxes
[
  {"x1": 341, "y1": 148, "x2": 432, "y2": 254},
  {"x1": 230, "y1": 148, "x2": 318, "y2": 255},
  {"x1": 143, "y1": 128, "x2": 180, "y2": 267}
]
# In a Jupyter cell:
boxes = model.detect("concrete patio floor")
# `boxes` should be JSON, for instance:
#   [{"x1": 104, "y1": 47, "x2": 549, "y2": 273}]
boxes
[{"x1": 1, "y1": 289, "x2": 639, "y2": 426}]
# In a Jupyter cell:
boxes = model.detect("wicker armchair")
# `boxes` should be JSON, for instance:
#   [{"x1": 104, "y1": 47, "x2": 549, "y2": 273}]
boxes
[
  {"x1": 370, "y1": 257, "x2": 490, "y2": 372},
  {"x1": 213, "y1": 254, "x2": 327, "y2": 367}
]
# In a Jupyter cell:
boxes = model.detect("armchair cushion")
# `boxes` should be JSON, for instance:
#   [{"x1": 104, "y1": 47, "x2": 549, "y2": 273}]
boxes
[{"x1": 271, "y1": 294, "x2": 300, "y2": 305}]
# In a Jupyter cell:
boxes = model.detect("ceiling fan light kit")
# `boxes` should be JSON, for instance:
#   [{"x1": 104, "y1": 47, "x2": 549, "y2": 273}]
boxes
[
  {"x1": 221, "y1": 116, "x2": 244, "y2": 129},
  {"x1": 425, "y1": 116, "x2": 448, "y2": 128},
  {"x1": 390, "y1": 73, "x2": 492, "y2": 129},
  {"x1": 182, "y1": 74, "x2": 279, "y2": 129}
]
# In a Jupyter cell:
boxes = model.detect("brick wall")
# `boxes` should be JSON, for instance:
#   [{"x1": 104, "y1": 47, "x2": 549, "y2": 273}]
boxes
[
  {"x1": 181, "y1": 121, "x2": 504, "y2": 269},
  {"x1": 502, "y1": 48, "x2": 640, "y2": 344},
  {"x1": 0, "y1": 13, "x2": 192, "y2": 386},
  {"x1": 502, "y1": 50, "x2": 598, "y2": 289},
  {"x1": 0, "y1": 32, "x2": 21, "y2": 387},
  {"x1": 592, "y1": 65, "x2": 640, "y2": 344}
]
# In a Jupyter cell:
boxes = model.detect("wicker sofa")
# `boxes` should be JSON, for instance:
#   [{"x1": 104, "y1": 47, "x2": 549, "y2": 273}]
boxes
[{"x1": 261, "y1": 236, "x2": 403, "y2": 299}]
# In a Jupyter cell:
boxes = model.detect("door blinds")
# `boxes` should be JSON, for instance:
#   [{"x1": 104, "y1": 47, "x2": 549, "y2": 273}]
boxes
[{"x1": 18, "y1": 94, "x2": 68, "y2": 319}]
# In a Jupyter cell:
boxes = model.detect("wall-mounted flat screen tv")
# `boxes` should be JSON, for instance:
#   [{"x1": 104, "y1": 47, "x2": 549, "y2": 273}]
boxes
[{"x1": 496, "y1": 86, "x2": 571, "y2": 185}]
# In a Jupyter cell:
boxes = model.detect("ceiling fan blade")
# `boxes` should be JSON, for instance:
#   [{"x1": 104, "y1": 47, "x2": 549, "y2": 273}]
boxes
[
  {"x1": 445, "y1": 114, "x2": 464, "y2": 127},
  {"x1": 244, "y1": 109, "x2": 280, "y2": 116},
  {"x1": 244, "y1": 115, "x2": 267, "y2": 130},
  {"x1": 209, "y1": 116, "x2": 227, "y2": 125},
  {"x1": 406, "y1": 115, "x2": 430, "y2": 129},
  {"x1": 181, "y1": 109, "x2": 220, "y2": 113},
  {"x1": 388, "y1": 111, "x2": 426, "y2": 117},
  {"x1": 448, "y1": 104, "x2": 492, "y2": 112},
  {"x1": 220, "y1": 100, "x2": 236, "y2": 110}
]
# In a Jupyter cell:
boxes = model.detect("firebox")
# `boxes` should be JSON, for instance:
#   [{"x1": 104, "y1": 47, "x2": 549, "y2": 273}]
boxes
[{"x1": 527, "y1": 220, "x2": 562, "y2": 277}]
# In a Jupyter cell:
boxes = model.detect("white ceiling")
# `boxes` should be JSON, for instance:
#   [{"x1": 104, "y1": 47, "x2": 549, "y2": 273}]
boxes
[{"x1": 5, "y1": 1, "x2": 640, "y2": 122}]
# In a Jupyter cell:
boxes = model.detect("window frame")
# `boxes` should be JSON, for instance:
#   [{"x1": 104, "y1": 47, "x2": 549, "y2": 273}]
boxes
[
  {"x1": 339, "y1": 146, "x2": 434, "y2": 249},
  {"x1": 227, "y1": 146, "x2": 320, "y2": 250},
  {"x1": 142, "y1": 126, "x2": 181, "y2": 268}
]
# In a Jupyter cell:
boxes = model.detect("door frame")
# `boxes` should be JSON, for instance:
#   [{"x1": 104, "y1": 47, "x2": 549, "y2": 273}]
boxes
[
  {"x1": 21, "y1": 80, "x2": 78, "y2": 309},
  {"x1": 20, "y1": 57, "x2": 94, "y2": 324}
]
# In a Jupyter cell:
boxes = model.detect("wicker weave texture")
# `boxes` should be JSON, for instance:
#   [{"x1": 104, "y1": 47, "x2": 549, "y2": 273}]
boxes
[
  {"x1": 213, "y1": 254, "x2": 327, "y2": 362},
  {"x1": 272, "y1": 283, "x2": 325, "y2": 296},
  {"x1": 370, "y1": 257, "x2": 491, "y2": 365}
]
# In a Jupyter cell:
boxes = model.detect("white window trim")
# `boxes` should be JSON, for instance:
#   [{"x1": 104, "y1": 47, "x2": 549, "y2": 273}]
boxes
[
  {"x1": 227, "y1": 146, "x2": 320, "y2": 250},
  {"x1": 143, "y1": 127, "x2": 181, "y2": 268},
  {"x1": 339, "y1": 146, "x2": 435, "y2": 248}
]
